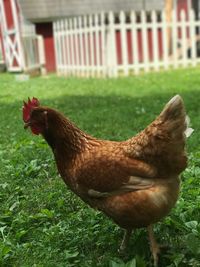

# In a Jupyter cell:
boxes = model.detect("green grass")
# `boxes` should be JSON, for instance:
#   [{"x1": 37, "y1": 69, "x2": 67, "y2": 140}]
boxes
[{"x1": 0, "y1": 69, "x2": 200, "y2": 267}]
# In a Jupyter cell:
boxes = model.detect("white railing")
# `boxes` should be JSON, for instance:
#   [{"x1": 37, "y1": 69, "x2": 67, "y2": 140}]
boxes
[
  {"x1": 21, "y1": 20, "x2": 45, "y2": 73},
  {"x1": 22, "y1": 34, "x2": 45, "y2": 72},
  {"x1": 53, "y1": 8, "x2": 200, "y2": 78}
]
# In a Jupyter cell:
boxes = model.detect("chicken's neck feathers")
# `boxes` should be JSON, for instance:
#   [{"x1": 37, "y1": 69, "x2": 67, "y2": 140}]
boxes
[{"x1": 43, "y1": 113, "x2": 99, "y2": 159}]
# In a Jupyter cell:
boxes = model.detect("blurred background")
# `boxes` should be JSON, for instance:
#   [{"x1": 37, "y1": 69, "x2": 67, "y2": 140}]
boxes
[{"x1": 0, "y1": 0, "x2": 200, "y2": 77}]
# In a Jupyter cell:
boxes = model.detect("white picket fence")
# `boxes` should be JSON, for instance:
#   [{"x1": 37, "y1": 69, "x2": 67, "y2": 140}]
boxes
[
  {"x1": 54, "y1": 14, "x2": 106, "y2": 77},
  {"x1": 53, "y1": 8, "x2": 200, "y2": 77}
]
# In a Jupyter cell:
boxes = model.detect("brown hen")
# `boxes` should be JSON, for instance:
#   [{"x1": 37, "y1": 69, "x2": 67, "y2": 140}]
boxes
[{"x1": 23, "y1": 95, "x2": 192, "y2": 266}]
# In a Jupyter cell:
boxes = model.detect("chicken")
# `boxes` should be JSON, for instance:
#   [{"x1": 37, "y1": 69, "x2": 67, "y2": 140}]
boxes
[{"x1": 23, "y1": 95, "x2": 192, "y2": 266}]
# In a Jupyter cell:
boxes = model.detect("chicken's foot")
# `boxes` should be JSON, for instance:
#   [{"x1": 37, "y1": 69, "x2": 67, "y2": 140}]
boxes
[
  {"x1": 118, "y1": 229, "x2": 132, "y2": 253},
  {"x1": 147, "y1": 225, "x2": 161, "y2": 267}
]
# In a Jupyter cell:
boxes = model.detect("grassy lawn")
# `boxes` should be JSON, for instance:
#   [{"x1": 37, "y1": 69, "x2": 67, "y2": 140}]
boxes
[{"x1": 0, "y1": 68, "x2": 200, "y2": 267}]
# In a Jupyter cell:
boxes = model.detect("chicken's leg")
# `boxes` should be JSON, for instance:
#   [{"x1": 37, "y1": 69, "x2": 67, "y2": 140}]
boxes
[
  {"x1": 147, "y1": 225, "x2": 161, "y2": 267},
  {"x1": 118, "y1": 229, "x2": 132, "y2": 253}
]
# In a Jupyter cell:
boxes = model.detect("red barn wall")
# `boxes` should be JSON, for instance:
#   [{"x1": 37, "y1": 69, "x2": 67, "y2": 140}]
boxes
[
  {"x1": 176, "y1": 0, "x2": 189, "y2": 25},
  {"x1": 177, "y1": 0, "x2": 190, "y2": 16},
  {"x1": 3, "y1": 0, "x2": 14, "y2": 28},
  {"x1": 35, "y1": 22, "x2": 56, "y2": 72}
]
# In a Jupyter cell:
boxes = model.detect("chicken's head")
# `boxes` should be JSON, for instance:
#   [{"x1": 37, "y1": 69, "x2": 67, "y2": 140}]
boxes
[{"x1": 23, "y1": 97, "x2": 48, "y2": 135}]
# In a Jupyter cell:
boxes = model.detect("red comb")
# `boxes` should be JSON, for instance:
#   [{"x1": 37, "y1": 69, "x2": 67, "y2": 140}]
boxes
[{"x1": 23, "y1": 97, "x2": 40, "y2": 122}]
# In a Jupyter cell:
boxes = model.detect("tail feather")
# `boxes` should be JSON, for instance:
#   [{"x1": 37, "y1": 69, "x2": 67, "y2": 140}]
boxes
[
  {"x1": 160, "y1": 95, "x2": 193, "y2": 139},
  {"x1": 185, "y1": 115, "x2": 194, "y2": 138},
  {"x1": 128, "y1": 95, "x2": 192, "y2": 176},
  {"x1": 160, "y1": 95, "x2": 184, "y2": 119}
]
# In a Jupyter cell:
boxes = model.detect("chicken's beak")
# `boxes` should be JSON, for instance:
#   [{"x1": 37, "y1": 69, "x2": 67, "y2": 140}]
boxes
[{"x1": 24, "y1": 121, "x2": 31, "y2": 129}]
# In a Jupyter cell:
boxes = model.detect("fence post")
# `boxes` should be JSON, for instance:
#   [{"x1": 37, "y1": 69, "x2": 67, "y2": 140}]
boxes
[
  {"x1": 119, "y1": 11, "x2": 128, "y2": 76},
  {"x1": 188, "y1": 9, "x2": 196, "y2": 66},
  {"x1": 37, "y1": 35, "x2": 46, "y2": 75},
  {"x1": 95, "y1": 13, "x2": 101, "y2": 77},
  {"x1": 172, "y1": 9, "x2": 178, "y2": 68},
  {"x1": 131, "y1": 11, "x2": 139, "y2": 74},
  {"x1": 180, "y1": 10, "x2": 187, "y2": 67},
  {"x1": 69, "y1": 18, "x2": 75, "y2": 76},
  {"x1": 162, "y1": 10, "x2": 169, "y2": 69},
  {"x1": 88, "y1": 14, "x2": 94, "y2": 77},
  {"x1": 78, "y1": 16, "x2": 84, "y2": 76},
  {"x1": 59, "y1": 20, "x2": 63, "y2": 75},
  {"x1": 60, "y1": 20, "x2": 66, "y2": 75},
  {"x1": 64, "y1": 19, "x2": 70, "y2": 76},
  {"x1": 0, "y1": 41, "x2": 4, "y2": 63},
  {"x1": 73, "y1": 17, "x2": 79, "y2": 76},
  {"x1": 141, "y1": 10, "x2": 149, "y2": 72},
  {"x1": 152, "y1": 10, "x2": 159, "y2": 71},
  {"x1": 105, "y1": 11, "x2": 117, "y2": 77},
  {"x1": 100, "y1": 12, "x2": 106, "y2": 77}
]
